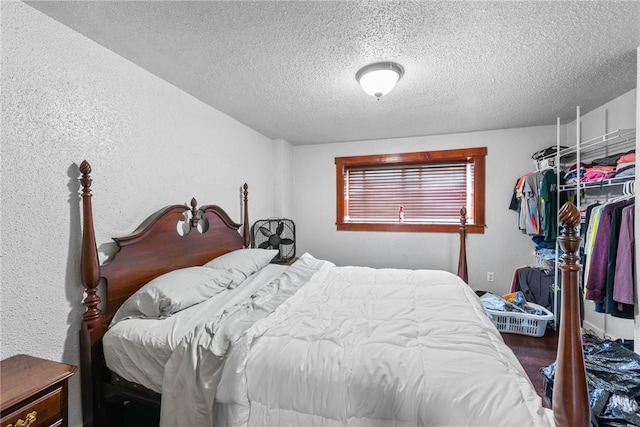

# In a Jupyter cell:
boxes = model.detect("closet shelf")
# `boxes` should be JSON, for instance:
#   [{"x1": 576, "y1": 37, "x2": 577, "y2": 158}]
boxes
[
  {"x1": 559, "y1": 176, "x2": 635, "y2": 192},
  {"x1": 539, "y1": 129, "x2": 636, "y2": 162},
  {"x1": 558, "y1": 128, "x2": 635, "y2": 158}
]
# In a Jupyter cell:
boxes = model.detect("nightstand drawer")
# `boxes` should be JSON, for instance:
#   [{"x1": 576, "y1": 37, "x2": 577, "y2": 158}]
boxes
[{"x1": 1, "y1": 387, "x2": 63, "y2": 427}]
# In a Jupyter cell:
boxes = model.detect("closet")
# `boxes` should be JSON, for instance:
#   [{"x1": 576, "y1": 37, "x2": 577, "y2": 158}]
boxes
[
  {"x1": 542, "y1": 109, "x2": 636, "y2": 327},
  {"x1": 512, "y1": 108, "x2": 636, "y2": 329}
]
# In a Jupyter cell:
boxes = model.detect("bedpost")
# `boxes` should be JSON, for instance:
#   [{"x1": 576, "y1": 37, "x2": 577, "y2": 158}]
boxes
[
  {"x1": 243, "y1": 183, "x2": 250, "y2": 248},
  {"x1": 553, "y1": 202, "x2": 590, "y2": 427},
  {"x1": 457, "y1": 206, "x2": 468, "y2": 282},
  {"x1": 78, "y1": 161, "x2": 114, "y2": 427},
  {"x1": 80, "y1": 160, "x2": 101, "y2": 329}
]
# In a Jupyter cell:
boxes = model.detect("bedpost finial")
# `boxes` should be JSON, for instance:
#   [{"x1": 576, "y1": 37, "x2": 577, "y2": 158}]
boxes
[
  {"x1": 190, "y1": 198, "x2": 199, "y2": 228},
  {"x1": 80, "y1": 160, "x2": 93, "y2": 197},
  {"x1": 558, "y1": 201, "x2": 580, "y2": 228},
  {"x1": 459, "y1": 206, "x2": 467, "y2": 226},
  {"x1": 80, "y1": 160, "x2": 92, "y2": 176},
  {"x1": 558, "y1": 201, "x2": 581, "y2": 258}
]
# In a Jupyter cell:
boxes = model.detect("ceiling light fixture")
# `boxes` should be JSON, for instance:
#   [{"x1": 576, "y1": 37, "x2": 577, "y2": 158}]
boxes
[{"x1": 356, "y1": 62, "x2": 404, "y2": 100}]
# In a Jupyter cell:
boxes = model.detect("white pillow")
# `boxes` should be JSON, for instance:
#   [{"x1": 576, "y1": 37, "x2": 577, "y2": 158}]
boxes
[
  {"x1": 111, "y1": 266, "x2": 235, "y2": 325},
  {"x1": 203, "y1": 248, "x2": 278, "y2": 285}
]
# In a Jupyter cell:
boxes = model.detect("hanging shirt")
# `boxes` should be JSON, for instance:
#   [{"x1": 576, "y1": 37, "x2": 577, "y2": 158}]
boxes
[
  {"x1": 613, "y1": 205, "x2": 635, "y2": 307},
  {"x1": 511, "y1": 173, "x2": 531, "y2": 231},
  {"x1": 522, "y1": 171, "x2": 543, "y2": 235},
  {"x1": 539, "y1": 169, "x2": 567, "y2": 241},
  {"x1": 583, "y1": 204, "x2": 604, "y2": 290}
]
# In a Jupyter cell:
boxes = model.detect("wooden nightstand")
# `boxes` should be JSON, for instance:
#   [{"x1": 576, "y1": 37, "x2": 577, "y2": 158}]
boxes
[{"x1": 1, "y1": 354, "x2": 77, "y2": 427}]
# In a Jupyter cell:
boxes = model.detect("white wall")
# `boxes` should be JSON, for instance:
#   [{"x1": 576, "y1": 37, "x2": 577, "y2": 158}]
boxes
[
  {"x1": 563, "y1": 89, "x2": 637, "y2": 341},
  {"x1": 566, "y1": 90, "x2": 637, "y2": 143},
  {"x1": 1, "y1": 3, "x2": 280, "y2": 426},
  {"x1": 292, "y1": 126, "x2": 557, "y2": 293},
  {"x1": 272, "y1": 138, "x2": 294, "y2": 218}
]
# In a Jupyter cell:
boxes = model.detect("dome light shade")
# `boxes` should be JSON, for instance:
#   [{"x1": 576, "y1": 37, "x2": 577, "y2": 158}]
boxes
[{"x1": 356, "y1": 62, "x2": 404, "y2": 99}]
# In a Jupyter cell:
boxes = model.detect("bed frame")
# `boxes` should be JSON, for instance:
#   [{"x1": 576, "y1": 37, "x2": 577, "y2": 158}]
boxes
[{"x1": 78, "y1": 160, "x2": 588, "y2": 426}]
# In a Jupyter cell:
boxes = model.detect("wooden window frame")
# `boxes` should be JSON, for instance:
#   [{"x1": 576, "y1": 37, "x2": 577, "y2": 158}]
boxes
[{"x1": 335, "y1": 147, "x2": 486, "y2": 233}]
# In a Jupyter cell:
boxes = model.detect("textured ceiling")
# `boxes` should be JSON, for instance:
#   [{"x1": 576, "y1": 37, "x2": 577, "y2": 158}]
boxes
[{"x1": 27, "y1": 1, "x2": 640, "y2": 146}]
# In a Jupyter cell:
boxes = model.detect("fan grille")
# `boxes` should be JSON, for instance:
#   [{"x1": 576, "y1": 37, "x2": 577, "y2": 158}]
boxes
[{"x1": 251, "y1": 218, "x2": 296, "y2": 261}]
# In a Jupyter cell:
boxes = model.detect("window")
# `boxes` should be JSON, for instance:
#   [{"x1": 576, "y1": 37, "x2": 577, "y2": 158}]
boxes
[{"x1": 335, "y1": 147, "x2": 486, "y2": 233}]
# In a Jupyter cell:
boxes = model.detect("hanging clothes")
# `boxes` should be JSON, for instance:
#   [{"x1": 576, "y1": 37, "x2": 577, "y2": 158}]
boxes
[
  {"x1": 510, "y1": 167, "x2": 566, "y2": 241},
  {"x1": 601, "y1": 200, "x2": 634, "y2": 319},
  {"x1": 539, "y1": 169, "x2": 567, "y2": 241},
  {"x1": 585, "y1": 200, "x2": 629, "y2": 302},
  {"x1": 509, "y1": 173, "x2": 531, "y2": 232},
  {"x1": 613, "y1": 205, "x2": 635, "y2": 309},
  {"x1": 522, "y1": 171, "x2": 544, "y2": 236}
]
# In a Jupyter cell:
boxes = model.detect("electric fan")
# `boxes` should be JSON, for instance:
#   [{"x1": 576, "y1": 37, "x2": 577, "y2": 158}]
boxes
[{"x1": 251, "y1": 218, "x2": 296, "y2": 262}]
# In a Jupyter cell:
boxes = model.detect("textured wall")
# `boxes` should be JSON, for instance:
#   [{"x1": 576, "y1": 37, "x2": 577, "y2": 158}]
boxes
[{"x1": 1, "y1": 3, "x2": 279, "y2": 425}]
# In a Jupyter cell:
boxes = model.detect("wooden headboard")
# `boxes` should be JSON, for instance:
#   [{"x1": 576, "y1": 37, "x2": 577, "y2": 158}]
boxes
[
  {"x1": 78, "y1": 160, "x2": 251, "y2": 425},
  {"x1": 99, "y1": 200, "x2": 248, "y2": 322}
]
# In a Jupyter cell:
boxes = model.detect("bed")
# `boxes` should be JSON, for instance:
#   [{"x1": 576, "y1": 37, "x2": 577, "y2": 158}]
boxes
[{"x1": 78, "y1": 160, "x2": 590, "y2": 426}]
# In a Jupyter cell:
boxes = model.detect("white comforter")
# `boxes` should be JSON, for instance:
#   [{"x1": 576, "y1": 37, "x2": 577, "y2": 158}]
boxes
[
  {"x1": 159, "y1": 256, "x2": 552, "y2": 426},
  {"x1": 159, "y1": 255, "x2": 329, "y2": 426},
  {"x1": 216, "y1": 262, "x2": 552, "y2": 426}
]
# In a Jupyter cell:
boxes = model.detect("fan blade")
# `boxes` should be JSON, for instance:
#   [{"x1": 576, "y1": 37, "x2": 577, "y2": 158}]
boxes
[
  {"x1": 259, "y1": 226, "x2": 272, "y2": 238},
  {"x1": 281, "y1": 238, "x2": 294, "y2": 245},
  {"x1": 258, "y1": 241, "x2": 272, "y2": 249},
  {"x1": 276, "y1": 222, "x2": 284, "y2": 236}
]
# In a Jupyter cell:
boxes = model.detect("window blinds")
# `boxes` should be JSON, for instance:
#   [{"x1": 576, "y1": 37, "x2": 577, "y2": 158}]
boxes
[{"x1": 344, "y1": 162, "x2": 474, "y2": 223}]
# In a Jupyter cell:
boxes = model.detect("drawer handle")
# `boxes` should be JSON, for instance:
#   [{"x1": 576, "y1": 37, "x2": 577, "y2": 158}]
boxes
[{"x1": 8, "y1": 411, "x2": 36, "y2": 427}]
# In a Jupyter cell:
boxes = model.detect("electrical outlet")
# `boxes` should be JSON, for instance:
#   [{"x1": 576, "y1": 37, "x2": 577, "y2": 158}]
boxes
[{"x1": 487, "y1": 272, "x2": 495, "y2": 282}]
